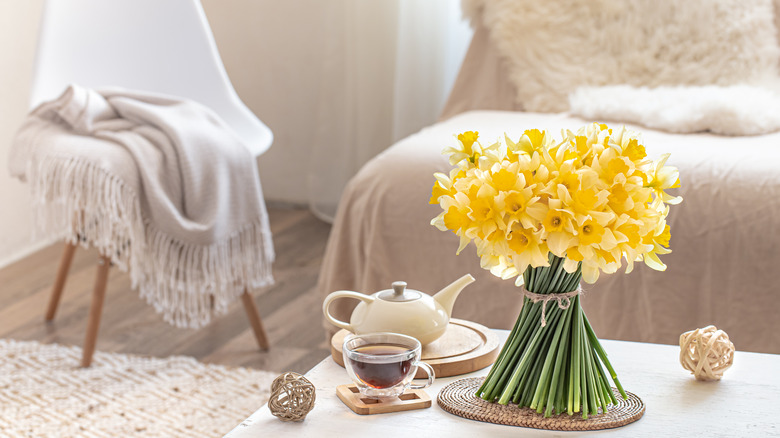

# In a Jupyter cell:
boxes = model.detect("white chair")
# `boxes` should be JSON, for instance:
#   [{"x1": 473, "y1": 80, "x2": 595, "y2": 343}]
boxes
[{"x1": 30, "y1": 0, "x2": 273, "y2": 366}]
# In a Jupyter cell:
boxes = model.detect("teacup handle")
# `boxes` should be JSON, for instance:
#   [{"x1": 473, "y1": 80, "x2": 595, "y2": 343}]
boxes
[
  {"x1": 322, "y1": 291, "x2": 375, "y2": 332},
  {"x1": 410, "y1": 361, "x2": 435, "y2": 390}
]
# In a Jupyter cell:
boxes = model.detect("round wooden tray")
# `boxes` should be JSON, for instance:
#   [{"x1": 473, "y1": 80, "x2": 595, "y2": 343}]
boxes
[{"x1": 330, "y1": 319, "x2": 500, "y2": 378}]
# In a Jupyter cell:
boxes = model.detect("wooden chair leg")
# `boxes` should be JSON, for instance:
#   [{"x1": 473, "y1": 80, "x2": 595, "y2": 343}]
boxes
[
  {"x1": 81, "y1": 255, "x2": 111, "y2": 367},
  {"x1": 240, "y1": 289, "x2": 270, "y2": 350},
  {"x1": 45, "y1": 242, "x2": 78, "y2": 321}
]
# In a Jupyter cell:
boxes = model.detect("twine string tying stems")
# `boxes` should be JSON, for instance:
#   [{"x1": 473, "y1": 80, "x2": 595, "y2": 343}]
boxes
[{"x1": 521, "y1": 286, "x2": 583, "y2": 327}]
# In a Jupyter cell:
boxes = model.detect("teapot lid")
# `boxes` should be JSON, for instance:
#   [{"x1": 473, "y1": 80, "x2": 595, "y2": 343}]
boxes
[{"x1": 377, "y1": 281, "x2": 421, "y2": 302}]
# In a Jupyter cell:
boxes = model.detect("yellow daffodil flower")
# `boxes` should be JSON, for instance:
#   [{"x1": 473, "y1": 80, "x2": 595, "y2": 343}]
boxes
[
  {"x1": 647, "y1": 153, "x2": 682, "y2": 205},
  {"x1": 432, "y1": 123, "x2": 681, "y2": 284},
  {"x1": 507, "y1": 224, "x2": 549, "y2": 274},
  {"x1": 443, "y1": 131, "x2": 482, "y2": 166}
]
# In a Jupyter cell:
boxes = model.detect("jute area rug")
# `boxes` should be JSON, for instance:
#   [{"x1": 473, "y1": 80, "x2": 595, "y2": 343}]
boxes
[{"x1": 0, "y1": 339, "x2": 276, "y2": 437}]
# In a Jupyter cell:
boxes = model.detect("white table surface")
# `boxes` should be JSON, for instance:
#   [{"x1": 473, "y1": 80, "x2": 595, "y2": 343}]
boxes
[{"x1": 225, "y1": 332, "x2": 780, "y2": 437}]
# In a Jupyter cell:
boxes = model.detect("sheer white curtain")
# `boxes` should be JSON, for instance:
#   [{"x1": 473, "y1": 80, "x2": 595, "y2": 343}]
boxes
[{"x1": 307, "y1": 0, "x2": 472, "y2": 222}]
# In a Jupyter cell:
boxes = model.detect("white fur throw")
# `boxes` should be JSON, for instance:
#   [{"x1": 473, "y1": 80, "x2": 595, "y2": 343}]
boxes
[
  {"x1": 569, "y1": 85, "x2": 780, "y2": 136},
  {"x1": 463, "y1": 0, "x2": 780, "y2": 112}
]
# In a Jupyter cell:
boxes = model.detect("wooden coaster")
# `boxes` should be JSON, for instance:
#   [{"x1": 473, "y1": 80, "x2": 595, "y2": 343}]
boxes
[
  {"x1": 437, "y1": 377, "x2": 645, "y2": 431},
  {"x1": 331, "y1": 319, "x2": 500, "y2": 378},
  {"x1": 336, "y1": 384, "x2": 431, "y2": 415}
]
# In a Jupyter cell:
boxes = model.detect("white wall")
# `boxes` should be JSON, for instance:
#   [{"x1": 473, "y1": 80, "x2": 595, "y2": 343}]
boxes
[
  {"x1": 0, "y1": 0, "x2": 346, "y2": 266},
  {"x1": 204, "y1": 1, "x2": 470, "y2": 220},
  {"x1": 202, "y1": 0, "x2": 334, "y2": 204},
  {"x1": 0, "y1": 0, "x2": 322, "y2": 266},
  {"x1": 0, "y1": 1, "x2": 468, "y2": 267},
  {"x1": 0, "y1": 0, "x2": 45, "y2": 267}
]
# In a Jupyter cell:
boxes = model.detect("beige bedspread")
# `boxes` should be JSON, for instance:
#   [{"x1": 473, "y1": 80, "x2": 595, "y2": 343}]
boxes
[{"x1": 319, "y1": 110, "x2": 780, "y2": 354}]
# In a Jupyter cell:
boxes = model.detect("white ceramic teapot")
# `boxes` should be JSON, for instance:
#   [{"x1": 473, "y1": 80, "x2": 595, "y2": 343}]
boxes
[{"x1": 322, "y1": 274, "x2": 475, "y2": 345}]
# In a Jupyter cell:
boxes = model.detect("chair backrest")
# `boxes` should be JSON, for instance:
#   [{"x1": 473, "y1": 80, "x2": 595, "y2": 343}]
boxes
[{"x1": 29, "y1": 0, "x2": 272, "y2": 157}]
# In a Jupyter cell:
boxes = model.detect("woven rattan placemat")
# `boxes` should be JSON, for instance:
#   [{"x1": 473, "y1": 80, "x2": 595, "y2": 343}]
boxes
[{"x1": 437, "y1": 377, "x2": 645, "y2": 431}]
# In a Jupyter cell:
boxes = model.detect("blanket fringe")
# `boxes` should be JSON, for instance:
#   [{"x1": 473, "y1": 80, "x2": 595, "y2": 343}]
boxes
[{"x1": 28, "y1": 155, "x2": 275, "y2": 329}]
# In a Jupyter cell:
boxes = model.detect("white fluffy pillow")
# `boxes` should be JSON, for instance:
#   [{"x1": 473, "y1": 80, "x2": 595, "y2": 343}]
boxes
[
  {"x1": 569, "y1": 85, "x2": 780, "y2": 136},
  {"x1": 464, "y1": 0, "x2": 780, "y2": 113}
]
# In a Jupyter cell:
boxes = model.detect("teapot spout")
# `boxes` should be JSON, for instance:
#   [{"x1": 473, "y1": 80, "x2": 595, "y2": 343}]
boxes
[{"x1": 433, "y1": 274, "x2": 475, "y2": 318}]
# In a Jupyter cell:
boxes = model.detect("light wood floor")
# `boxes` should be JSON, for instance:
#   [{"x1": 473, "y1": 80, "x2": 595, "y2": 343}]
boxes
[{"x1": 0, "y1": 204, "x2": 333, "y2": 374}]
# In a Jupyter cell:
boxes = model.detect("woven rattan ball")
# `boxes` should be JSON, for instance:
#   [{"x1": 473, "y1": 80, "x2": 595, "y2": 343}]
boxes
[
  {"x1": 679, "y1": 325, "x2": 734, "y2": 381},
  {"x1": 268, "y1": 372, "x2": 316, "y2": 422}
]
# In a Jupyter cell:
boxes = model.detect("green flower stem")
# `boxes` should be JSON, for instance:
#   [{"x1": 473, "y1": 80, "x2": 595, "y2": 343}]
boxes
[
  {"x1": 530, "y1": 331, "x2": 561, "y2": 411},
  {"x1": 582, "y1": 319, "x2": 599, "y2": 416},
  {"x1": 528, "y1": 268, "x2": 537, "y2": 291},
  {"x1": 567, "y1": 346, "x2": 575, "y2": 414},
  {"x1": 513, "y1": 331, "x2": 545, "y2": 404},
  {"x1": 517, "y1": 347, "x2": 546, "y2": 406},
  {"x1": 592, "y1": 346, "x2": 618, "y2": 406},
  {"x1": 570, "y1": 295, "x2": 582, "y2": 414},
  {"x1": 498, "y1": 305, "x2": 562, "y2": 404},
  {"x1": 541, "y1": 258, "x2": 561, "y2": 292},
  {"x1": 589, "y1": 346, "x2": 611, "y2": 411},
  {"x1": 477, "y1": 300, "x2": 530, "y2": 397},
  {"x1": 554, "y1": 343, "x2": 570, "y2": 415},
  {"x1": 529, "y1": 258, "x2": 558, "y2": 292},
  {"x1": 477, "y1": 255, "x2": 626, "y2": 417},
  {"x1": 596, "y1": 369, "x2": 611, "y2": 413},
  {"x1": 545, "y1": 297, "x2": 574, "y2": 417},
  {"x1": 514, "y1": 327, "x2": 547, "y2": 405},
  {"x1": 519, "y1": 309, "x2": 562, "y2": 406},
  {"x1": 482, "y1": 300, "x2": 542, "y2": 400},
  {"x1": 584, "y1": 316, "x2": 627, "y2": 399},
  {"x1": 478, "y1": 314, "x2": 533, "y2": 401},
  {"x1": 548, "y1": 262, "x2": 568, "y2": 292},
  {"x1": 531, "y1": 303, "x2": 568, "y2": 410},
  {"x1": 518, "y1": 307, "x2": 563, "y2": 405},
  {"x1": 579, "y1": 312, "x2": 589, "y2": 418},
  {"x1": 562, "y1": 264, "x2": 582, "y2": 293}
]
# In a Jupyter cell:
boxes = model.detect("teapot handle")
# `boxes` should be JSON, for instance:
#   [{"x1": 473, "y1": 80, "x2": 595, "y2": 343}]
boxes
[{"x1": 322, "y1": 291, "x2": 375, "y2": 332}]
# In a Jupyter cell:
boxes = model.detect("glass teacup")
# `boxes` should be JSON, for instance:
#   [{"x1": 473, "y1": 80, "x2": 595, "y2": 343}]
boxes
[{"x1": 342, "y1": 332, "x2": 435, "y2": 399}]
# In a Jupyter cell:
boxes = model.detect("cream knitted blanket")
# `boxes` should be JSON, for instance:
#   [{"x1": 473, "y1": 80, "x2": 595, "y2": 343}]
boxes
[{"x1": 9, "y1": 85, "x2": 274, "y2": 328}]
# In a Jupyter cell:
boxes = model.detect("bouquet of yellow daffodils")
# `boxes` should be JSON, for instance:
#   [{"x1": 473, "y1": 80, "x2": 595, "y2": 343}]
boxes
[{"x1": 430, "y1": 123, "x2": 681, "y2": 418}]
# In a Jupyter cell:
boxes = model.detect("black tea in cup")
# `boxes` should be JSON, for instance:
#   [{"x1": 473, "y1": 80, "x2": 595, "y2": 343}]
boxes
[{"x1": 346, "y1": 343, "x2": 414, "y2": 388}]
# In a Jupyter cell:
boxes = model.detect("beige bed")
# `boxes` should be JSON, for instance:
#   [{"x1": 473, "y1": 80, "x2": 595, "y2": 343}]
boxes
[{"x1": 318, "y1": 22, "x2": 780, "y2": 354}]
